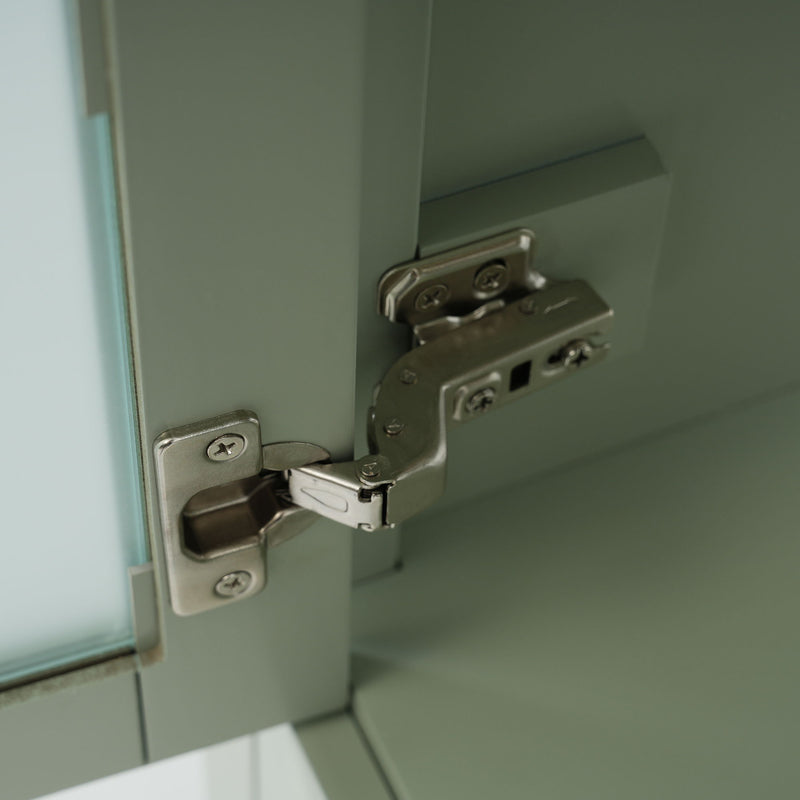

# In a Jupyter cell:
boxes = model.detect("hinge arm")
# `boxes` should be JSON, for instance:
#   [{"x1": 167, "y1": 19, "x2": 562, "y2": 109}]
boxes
[{"x1": 288, "y1": 277, "x2": 612, "y2": 530}]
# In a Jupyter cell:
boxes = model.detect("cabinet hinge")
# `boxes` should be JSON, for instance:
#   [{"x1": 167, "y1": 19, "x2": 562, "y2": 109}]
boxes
[{"x1": 154, "y1": 229, "x2": 613, "y2": 614}]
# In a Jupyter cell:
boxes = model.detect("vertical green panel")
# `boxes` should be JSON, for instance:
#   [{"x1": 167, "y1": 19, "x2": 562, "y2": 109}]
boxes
[
  {"x1": 296, "y1": 714, "x2": 394, "y2": 800},
  {"x1": 0, "y1": 665, "x2": 142, "y2": 800},
  {"x1": 105, "y1": 1, "x2": 365, "y2": 758},
  {"x1": 351, "y1": 0, "x2": 432, "y2": 580}
]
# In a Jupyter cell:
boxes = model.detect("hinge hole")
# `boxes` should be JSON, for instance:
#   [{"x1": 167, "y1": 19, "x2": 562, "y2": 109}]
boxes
[{"x1": 509, "y1": 360, "x2": 532, "y2": 391}]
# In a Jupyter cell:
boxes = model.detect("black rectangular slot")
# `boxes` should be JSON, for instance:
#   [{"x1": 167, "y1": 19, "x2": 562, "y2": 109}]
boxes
[{"x1": 509, "y1": 360, "x2": 532, "y2": 391}]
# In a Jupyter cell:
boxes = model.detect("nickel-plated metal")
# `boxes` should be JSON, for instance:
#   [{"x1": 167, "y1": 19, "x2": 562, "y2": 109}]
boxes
[
  {"x1": 292, "y1": 229, "x2": 613, "y2": 528},
  {"x1": 558, "y1": 339, "x2": 593, "y2": 367},
  {"x1": 472, "y1": 260, "x2": 509, "y2": 296},
  {"x1": 262, "y1": 442, "x2": 331, "y2": 472},
  {"x1": 155, "y1": 411, "x2": 266, "y2": 615},
  {"x1": 288, "y1": 459, "x2": 385, "y2": 531},
  {"x1": 378, "y1": 228, "x2": 545, "y2": 330},
  {"x1": 359, "y1": 460, "x2": 382, "y2": 479},
  {"x1": 215, "y1": 571, "x2": 252, "y2": 597},
  {"x1": 383, "y1": 418, "x2": 406, "y2": 436},
  {"x1": 453, "y1": 373, "x2": 503, "y2": 423},
  {"x1": 154, "y1": 414, "x2": 325, "y2": 615},
  {"x1": 465, "y1": 387, "x2": 497, "y2": 415},
  {"x1": 154, "y1": 229, "x2": 614, "y2": 612},
  {"x1": 206, "y1": 433, "x2": 246, "y2": 462},
  {"x1": 414, "y1": 284, "x2": 449, "y2": 311}
]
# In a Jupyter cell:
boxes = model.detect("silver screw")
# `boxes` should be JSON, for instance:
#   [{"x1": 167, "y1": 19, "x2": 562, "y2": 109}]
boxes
[
  {"x1": 400, "y1": 369, "x2": 418, "y2": 385},
  {"x1": 473, "y1": 261, "x2": 508, "y2": 294},
  {"x1": 360, "y1": 460, "x2": 382, "y2": 479},
  {"x1": 559, "y1": 339, "x2": 593, "y2": 367},
  {"x1": 465, "y1": 387, "x2": 497, "y2": 415},
  {"x1": 415, "y1": 284, "x2": 449, "y2": 311},
  {"x1": 519, "y1": 295, "x2": 537, "y2": 315},
  {"x1": 383, "y1": 418, "x2": 405, "y2": 437},
  {"x1": 215, "y1": 570, "x2": 252, "y2": 597},
  {"x1": 207, "y1": 434, "x2": 246, "y2": 462}
]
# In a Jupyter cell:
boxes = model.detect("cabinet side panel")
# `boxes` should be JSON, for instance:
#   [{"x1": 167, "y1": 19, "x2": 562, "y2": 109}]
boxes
[
  {"x1": 296, "y1": 714, "x2": 395, "y2": 800},
  {"x1": 352, "y1": 387, "x2": 800, "y2": 799}
]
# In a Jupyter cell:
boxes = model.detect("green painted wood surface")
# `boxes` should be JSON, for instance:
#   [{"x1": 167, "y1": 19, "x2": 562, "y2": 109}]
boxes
[
  {"x1": 296, "y1": 714, "x2": 394, "y2": 800},
  {"x1": 104, "y1": 1, "x2": 365, "y2": 759},
  {"x1": 353, "y1": 385, "x2": 800, "y2": 798},
  {"x1": 351, "y1": 0, "x2": 432, "y2": 581},
  {"x1": 416, "y1": 0, "x2": 800, "y2": 518},
  {"x1": 0, "y1": 663, "x2": 142, "y2": 800}
]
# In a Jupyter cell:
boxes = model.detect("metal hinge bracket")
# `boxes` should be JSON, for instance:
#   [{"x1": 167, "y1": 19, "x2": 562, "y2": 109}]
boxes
[{"x1": 154, "y1": 229, "x2": 613, "y2": 614}]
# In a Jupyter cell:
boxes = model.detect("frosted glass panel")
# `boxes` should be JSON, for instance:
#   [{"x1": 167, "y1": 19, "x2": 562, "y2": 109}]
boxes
[{"x1": 0, "y1": 2, "x2": 146, "y2": 684}]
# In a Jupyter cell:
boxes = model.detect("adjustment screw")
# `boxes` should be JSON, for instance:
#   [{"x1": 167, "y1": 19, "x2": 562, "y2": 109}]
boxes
[
  {"x1": 559, "y1": 339, "x2": 593, "y2": 367},
  {"x1": 206, "y1": 434, "x2": 246, "y2": 462},
  {"x1": 383, "y1": 418, "x2": 405, "y2": 437},
  {"x1": 215, "y1": 570, "x2": 252, "y2": 597},
  {"x1": 359, "y1": 460, "x2": 382, "y2": 479},
  {"x1": 400, "y1": 369, "x2": 418, "y2": 385},
  {"x1": 414, "y1": 284, "x2": 449, "y2": 311},
  {"x1": 465, "y1": 387, "x2": 497, "y2": 415},
  {"x1": 473, "y1": 261, "x2": 508, "y2": 295},
  {"x1": 519, "y1": 295, "x2": 537, "y2": 315}
]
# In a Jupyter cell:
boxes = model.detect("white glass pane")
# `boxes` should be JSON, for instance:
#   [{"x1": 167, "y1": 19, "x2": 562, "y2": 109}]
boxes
[{"x1": 0, "y1": 1, "x2": 146, "y2": 684}]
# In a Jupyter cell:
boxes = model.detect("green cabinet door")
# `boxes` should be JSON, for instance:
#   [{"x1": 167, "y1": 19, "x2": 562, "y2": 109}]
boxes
[
  {"x1": 6, "y1": 2, "x2": 799, "y2": 799},
  {"x1": 0, "y1": 2, "x2": 430, "y2": 798}
]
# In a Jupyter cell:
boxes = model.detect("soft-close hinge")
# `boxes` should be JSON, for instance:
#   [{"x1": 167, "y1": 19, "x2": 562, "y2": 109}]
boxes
[{"x1": 154, "y1": 229, "x2": 613, "y2": 614}]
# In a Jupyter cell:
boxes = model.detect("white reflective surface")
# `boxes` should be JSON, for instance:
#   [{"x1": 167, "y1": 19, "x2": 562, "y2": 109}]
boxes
[
  {"x1": 40, "y1": 725, "x2": 328, "y2": 800},
  {"x1": 0, "y1": 2, "x2": 146, "y2": 684}
]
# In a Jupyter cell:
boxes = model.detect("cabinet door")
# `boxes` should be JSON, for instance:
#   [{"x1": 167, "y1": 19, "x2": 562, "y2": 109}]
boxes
[
  {"x1": 103, "y1": 0, "x2": 362, "y2": 757},
  {"x1": 0, "y1": 2, "x2": 430, "y2": 798}
]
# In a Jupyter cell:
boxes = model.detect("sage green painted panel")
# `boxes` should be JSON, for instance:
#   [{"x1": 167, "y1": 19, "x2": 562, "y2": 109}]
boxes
[
  {"x1": 296, "y1": 714, "x2": 393, "y2": 800},
  {"x1": 141, "y1": 523, "x2": 350, "y2": 758},
  {"x1": 352, "y1": 385, "x2": 800, "y2": 798},
  {"x1": 352, "y1": 0, "x2": 432, "y2": 581},
  {"x1": 104, "y1": 1, "x2": 364, "y2": 758},
  {"x1": 0, "y1": 666, "x2": 142, "y2": 800},
  {"x1": 422, "y1": 0, "x2": 800, "y2": 200},
  {"x1": 418, "y1": 0, "x2": 800, "y2": 517}
]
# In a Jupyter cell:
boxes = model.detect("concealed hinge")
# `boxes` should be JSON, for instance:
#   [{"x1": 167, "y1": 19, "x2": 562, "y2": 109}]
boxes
[{"x1": 154, "y1": 229, "x2": 613, "y2": 614}]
